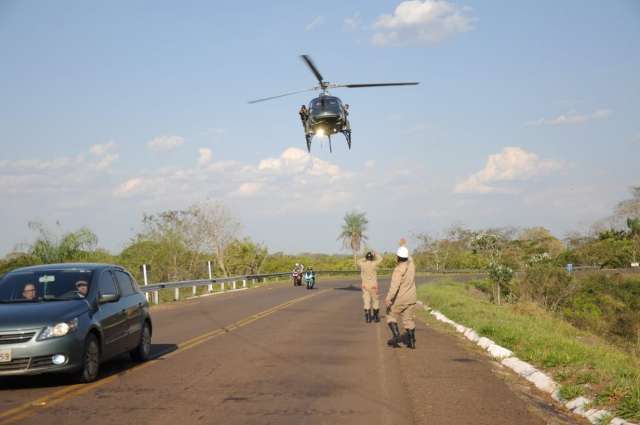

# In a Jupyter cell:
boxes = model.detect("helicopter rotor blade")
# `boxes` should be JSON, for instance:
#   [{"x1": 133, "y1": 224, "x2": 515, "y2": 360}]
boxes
[
  {"x1": 333, "y1": 82, "x2": 420, "y2": 89},
  {"x1": 300, "y1": 55, "x2": 324, "y2": 85},
  {"x1": 247, "y1": 87, "x2": 318, "y2": 104}
]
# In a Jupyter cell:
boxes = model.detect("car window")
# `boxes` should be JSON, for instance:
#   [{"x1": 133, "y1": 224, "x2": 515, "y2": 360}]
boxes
[
  {"x1": 0, "y1": 270, "x2": 94, "y2": 302},
  {"x1": 113, "y1": 270, "x2": 135, "y2": 297},
  {"x1": 98, "y1": 271, "x2": 118, "y2": 297}
]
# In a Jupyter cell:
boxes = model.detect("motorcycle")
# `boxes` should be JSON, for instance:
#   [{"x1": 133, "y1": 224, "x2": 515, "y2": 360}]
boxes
[
  {"x1": 304, "y1": 272, "x2": 315, "y2": 290},
  {"x1": 292, "y1": 271, "x2": 303, "y2": 287}
]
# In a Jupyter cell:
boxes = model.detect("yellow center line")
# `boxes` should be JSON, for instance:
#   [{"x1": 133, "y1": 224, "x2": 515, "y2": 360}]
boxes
[{"x1": 0, "y1": 288, "x2": 331, "y2": 425}]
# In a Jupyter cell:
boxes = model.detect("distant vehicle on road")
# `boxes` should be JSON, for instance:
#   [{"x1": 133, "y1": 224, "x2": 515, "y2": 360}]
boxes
[
  {"x1": 304, "y1": 269, "x2": 316, "y2": 290},
  {"x1": 292, "y1": 271, "x2": 303, "y2": 287},
  {"x1": 0, "y1": 263, "x2": 152, "y2": 383}
]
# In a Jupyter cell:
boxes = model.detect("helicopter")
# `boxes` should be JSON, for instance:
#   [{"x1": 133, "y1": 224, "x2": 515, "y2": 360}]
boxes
[{"x1": 248, "y1": 55, "x2": 419, "y2": 153}]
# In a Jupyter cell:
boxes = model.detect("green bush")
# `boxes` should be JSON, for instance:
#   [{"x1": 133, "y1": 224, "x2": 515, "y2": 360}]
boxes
[{"x1": 516, "y1": 264, "x2": 577, "y2": 311}]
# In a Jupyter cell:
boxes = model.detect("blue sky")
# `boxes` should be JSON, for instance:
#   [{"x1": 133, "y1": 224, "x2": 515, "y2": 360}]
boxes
[{"x1": 1, "y1": 0, "x2": 639, "y2": 256}]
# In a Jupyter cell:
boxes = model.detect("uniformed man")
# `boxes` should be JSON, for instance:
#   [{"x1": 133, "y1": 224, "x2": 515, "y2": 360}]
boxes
[
  {"x1": 384, "y1": 244, "x2": 417, "y2": 349},
  {"x1": 357, "y1": 250, "x2": 383, "y2": 323},
  {"x1": 299, "y1": 105, "x2": 309, "y2": 132}
]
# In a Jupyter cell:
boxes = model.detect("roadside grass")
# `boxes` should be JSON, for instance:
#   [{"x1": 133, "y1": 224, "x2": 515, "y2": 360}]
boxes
[{"x1": 417, "y1": 280, "x2": 640, "y2": 422}]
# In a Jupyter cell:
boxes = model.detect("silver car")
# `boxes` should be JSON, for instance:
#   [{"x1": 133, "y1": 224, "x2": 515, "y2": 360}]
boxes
[{"x1": 0, "y1": 263, "x2": 152, "y2": 382}]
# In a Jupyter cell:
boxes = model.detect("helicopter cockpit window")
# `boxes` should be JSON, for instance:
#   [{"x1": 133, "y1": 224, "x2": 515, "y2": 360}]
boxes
[{"x1": 310, "y1": 98, "x2": 341, "y2": 114}]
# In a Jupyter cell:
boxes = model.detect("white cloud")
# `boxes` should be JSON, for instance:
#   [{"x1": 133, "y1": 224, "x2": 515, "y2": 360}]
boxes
[
  {"x1": 365, "y1": 160, "x2": 376, "y2": 169},
  {"x1": 454, "y1": 147, "x2": 563, "y2": 194},
  {"x1": 113, "y1": 177, "x2": 145, "y2": 198},
  {"x1": 0, "y1": 143, "x2": 122, "y2": 198},
  {"x1": 89, "y1": 141, "x2": 118, "y2": 169},
  {"x1": 344, "y1": 12, "x2": 362, "y2": 31},
  {"x1": 305, "y1": 16, "x2": 324, "y2": 32},
  {"x1": 89, "y1": 141, "x2": 114, "y2": 156},
  {"x1": 234, "y1": 182, "x2": 263, "y2": 197},
  {"x1": 527, "y1": 109, "x2": 613, "y2": 126},
  {"x1": 257, "y1": 147, "x2": 347, "y2": 181},
  {"x1": 372, "y1": 0, "x2": 474, "y2": 47},
  {"x1": 147, "y1": 135, "x2": 185, "y2": 152},
  {"x1": 198, "y1": 148, "x2": 212, "y2": 166}
]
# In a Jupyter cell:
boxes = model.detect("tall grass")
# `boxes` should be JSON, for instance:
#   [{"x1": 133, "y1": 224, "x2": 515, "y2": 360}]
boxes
[{"x1": 418, "y1": 281, "x2": 640, "y2": 421}]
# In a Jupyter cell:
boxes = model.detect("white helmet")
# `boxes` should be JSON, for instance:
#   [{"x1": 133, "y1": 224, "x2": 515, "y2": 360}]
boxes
[{"x1": 397, "y1": 246, "x2": 409, "y2": 259}]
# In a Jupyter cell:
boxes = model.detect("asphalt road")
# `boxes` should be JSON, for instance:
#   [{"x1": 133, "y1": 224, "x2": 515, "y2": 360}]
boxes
[{"x1": 0, "y1": 277, "x2": 583, "y2": 425}]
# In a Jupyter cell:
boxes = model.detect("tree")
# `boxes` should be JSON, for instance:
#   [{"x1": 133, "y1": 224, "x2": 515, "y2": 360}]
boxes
[
  {"x1": 338, "y1": 211, "x2": 368, "y2": 267},
  {"x1": 222, "y1": 238, "x2": 268, "y2": 276},
  {"x1": 488, "y1": 263, "x2": 513, "y2": 305},
  {"x1": 28, "y1": 221, "x2": 98, "y2": 264},
  {"x1": 627, "y1": 217, "x2": 640, "y2": 264},
  {"x1": 190, "y1": 201, "x2": 240, "y2": 277},
  {"x1": 414, "y1": 233, "x2": 450, "y2": 271}
]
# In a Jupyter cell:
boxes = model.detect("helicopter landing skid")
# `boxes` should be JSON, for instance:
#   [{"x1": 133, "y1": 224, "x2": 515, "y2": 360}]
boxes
[
  {"x1": 342, "y1": 130, "x2": 352, "y2": 150},
  {"x1": 305, "y1": 133, "x2": 312, "y2": 152}
]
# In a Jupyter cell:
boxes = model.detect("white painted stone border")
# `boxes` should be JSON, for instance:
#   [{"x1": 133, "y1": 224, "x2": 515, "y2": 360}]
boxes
[{"x1": 416, "y1": 300, "x2": 637, "y2": 425}]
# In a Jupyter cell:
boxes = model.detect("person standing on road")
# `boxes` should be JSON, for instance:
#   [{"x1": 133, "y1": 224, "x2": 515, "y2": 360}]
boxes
[
  {"x1": 357, "y1": 251, "x2": 383, "y2": 323},
  {"x1": 384, "y1": 243, "x2": 417, "y2": 349}
]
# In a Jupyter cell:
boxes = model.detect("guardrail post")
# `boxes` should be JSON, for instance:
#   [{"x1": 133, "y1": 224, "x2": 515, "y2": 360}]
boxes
[
  {"x1": 242, "y1": 279, "x2": 246, "y2": 289},
  {"x1": 233, "y1": 280, "x2": 237, "y2": 290},
  {"x1": 142, "y1": 264, "x2": 149, "y2": 303},
  {"x1": 153, "y1": 290, "x2": 159, "y2": 305},
  {"x1": 220, "y1": 282, "x2": 225, "y2": 292},
  {"x1": 174, "y1": 287, "x2": 180, "y2": 301},
  {"x1": 207, "y1": 261, "x2": 213, "y2": 293}
]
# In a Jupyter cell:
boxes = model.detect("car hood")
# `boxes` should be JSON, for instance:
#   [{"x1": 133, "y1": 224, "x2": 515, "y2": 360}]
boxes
[{"x1": 0, "y1": 301, "x2": 89, "y2": 331}]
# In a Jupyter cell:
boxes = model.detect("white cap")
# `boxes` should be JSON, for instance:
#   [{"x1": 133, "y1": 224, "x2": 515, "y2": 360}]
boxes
[{"x1": 397, "y1": 246, "x2": 409, "y2": 259}]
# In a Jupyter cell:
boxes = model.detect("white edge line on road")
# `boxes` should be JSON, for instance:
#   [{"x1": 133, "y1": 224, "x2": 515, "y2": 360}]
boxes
[{"x1": 415, "y1": 300, "x2": 637, "y2": 425}]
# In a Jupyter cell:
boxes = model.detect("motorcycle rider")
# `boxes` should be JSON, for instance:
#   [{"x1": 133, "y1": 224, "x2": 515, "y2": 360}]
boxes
[
  {"x1": 384, "y1": 243, "x2": 417, "y2": 349},
  {"x1": 357, "y1": 250, "x2": 383, "y2": 323},
  {"x1": 304, "y1": 267, "x2": 316, "y2": 288},
  {"x1": 292, "y1": 263, "x2": 302, "y2": 286}
]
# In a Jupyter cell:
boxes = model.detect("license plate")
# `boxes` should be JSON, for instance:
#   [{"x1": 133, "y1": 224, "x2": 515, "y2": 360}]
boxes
[{"x1": 0, "y1": 349, "x2": 11, "y2": 363}]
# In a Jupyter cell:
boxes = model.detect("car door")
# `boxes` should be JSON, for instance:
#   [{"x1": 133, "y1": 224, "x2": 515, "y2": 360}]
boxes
[
  {"x1": 113, "y1": 270, "x2": 143, "y2": 350},
  {"x1": 95, "y1": 270, "x2": 129, "y2": 359}
]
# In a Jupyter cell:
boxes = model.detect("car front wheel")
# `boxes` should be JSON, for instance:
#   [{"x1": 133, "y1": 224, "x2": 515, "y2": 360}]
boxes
[
  {"x1": 130, "y1": 322, "x2": 151, "y2": 362},
  {"x1": 76, "y1": 334, "x2": 100, "y2": 383}
]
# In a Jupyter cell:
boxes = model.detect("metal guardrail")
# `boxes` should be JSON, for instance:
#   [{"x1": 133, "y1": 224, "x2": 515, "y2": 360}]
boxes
[
  {"x1": 139, "y1": 268, "x2": 491, "y2": 305},
  {"x1": 137, "y1": 265, "x2": 639, "y2": 305},
  {"x1": 139, "y1": 271, "x2": 293, "y2": 304}
]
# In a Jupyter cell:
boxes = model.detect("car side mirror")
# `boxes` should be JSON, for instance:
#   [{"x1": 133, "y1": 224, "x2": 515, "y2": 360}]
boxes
[{"x1": 98, "y1": 293, "x2": 120, "y2": 304}]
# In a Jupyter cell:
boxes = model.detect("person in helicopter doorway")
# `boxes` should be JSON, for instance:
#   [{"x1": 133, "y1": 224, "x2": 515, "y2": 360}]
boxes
[
  {"x1": 299, "y1": 105, "x2": 310, "y2": 133},
  {"x1": 357, "y1": 250, "x2": 383, "y2": 323},
  {"x1": 384, "y1": 241, "x2": 417, "y2": 349},
  {"x1": 342, "y1": 104, "x2": 351, "y2": 131}
]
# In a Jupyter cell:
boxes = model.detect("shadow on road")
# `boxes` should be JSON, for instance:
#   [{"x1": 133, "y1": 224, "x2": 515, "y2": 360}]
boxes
[
  {"x1": 334, "y1": 284, "x2": 361, "y2": 292},
  {"x1": 0, "y1": 343, "x2": 177, "y2": 390}
]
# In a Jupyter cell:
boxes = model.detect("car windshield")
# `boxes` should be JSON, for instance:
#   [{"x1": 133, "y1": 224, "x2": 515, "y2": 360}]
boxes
[{"x1": 0, "y1": 269, "x2": 94, "y2": 302}]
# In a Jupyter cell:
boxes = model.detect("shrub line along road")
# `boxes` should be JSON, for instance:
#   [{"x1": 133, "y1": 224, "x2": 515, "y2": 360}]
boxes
[{"x1": 0, "y1": 277, "x2": 584, "y2": 425}]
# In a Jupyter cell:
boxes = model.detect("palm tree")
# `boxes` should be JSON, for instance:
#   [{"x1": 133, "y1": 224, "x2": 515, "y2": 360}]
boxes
[{"x1": 338, "y1": 211, "x2": 368, "y2": 267}]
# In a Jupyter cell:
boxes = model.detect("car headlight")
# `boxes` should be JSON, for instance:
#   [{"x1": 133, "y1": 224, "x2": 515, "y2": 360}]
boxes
[{"x1": 39, "y1": 318, "x2": 79, "y2": 340}]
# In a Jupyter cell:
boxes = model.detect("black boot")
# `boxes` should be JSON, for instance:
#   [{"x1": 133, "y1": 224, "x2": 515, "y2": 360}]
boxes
[
  {"x1": 406, "y1": 328, "x2": 416, "y2": 349},
  {"x1": 373, "y1": 309, "x2": 380, "y2": 323},
  {"x1": 387, "y1": 322, "x2": 401, "y2": 347},
  {"x1": 364, "y1": 310, "x2": 371, "y2": 323}
]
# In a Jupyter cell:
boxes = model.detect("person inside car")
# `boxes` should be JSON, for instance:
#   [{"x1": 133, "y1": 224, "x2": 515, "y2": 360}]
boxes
[
  {"x1": 22, "y1": 283, "x2": 37, "y2": 300},
  {"x1": 75, "y1": 280, "x2": 89, "y2": 297}
]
